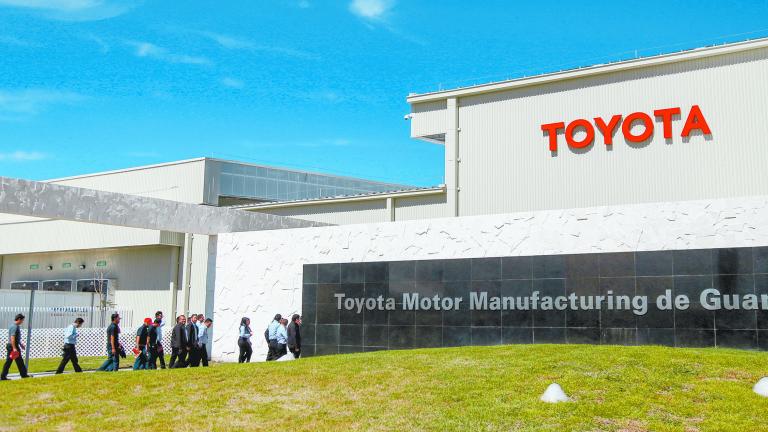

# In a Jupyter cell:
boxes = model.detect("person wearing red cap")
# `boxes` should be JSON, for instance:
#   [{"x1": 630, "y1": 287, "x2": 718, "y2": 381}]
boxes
[{"x1": 132, "y1": 318, "x2": 152, "y2": 370}]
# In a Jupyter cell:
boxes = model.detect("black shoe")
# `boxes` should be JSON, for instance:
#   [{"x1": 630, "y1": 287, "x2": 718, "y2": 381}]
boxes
[
  {"x1": 0, "y1": 377, "x2": 9, "y2": 381},
  {"x1": 21, "y1": 375, "x2": 31, "y2": 378}
]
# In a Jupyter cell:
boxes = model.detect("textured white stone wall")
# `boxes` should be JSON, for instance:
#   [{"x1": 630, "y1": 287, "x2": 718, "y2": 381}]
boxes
[{"x1": 212, "y1": 195, "x2": 768, "y2": 361}]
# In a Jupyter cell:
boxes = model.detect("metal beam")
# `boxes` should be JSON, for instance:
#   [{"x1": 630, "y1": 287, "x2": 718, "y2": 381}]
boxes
[{"x1": 0, "y1": 176, "x2": 327, "y2": 235}]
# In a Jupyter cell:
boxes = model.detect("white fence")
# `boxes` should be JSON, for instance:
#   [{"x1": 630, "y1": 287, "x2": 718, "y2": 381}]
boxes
[
  {"x1": 0, "y1": 306, "x2": 177, "y2": 360},
  {"x1": 0, "y1": 290, "x2": 103, "y2": 309},
  {"x1": 0, "y1": 326, "x2": 174, "y2": 359},
  {"x1": 0, "y1": 306, "x2": 136, "y2": 330},
  {"x1": 0, "y1": 327, "x2": 171, "y2": 361}
]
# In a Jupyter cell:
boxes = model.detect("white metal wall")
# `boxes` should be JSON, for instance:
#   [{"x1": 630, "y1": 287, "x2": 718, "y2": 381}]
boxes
[
  {"x1": 450, "y1": 46, "x2": 768, "y2": 216},
  {"x1": 114, "y1": 290, "x2": 171, "y2": 322},
  {"x1": 259, "y1": 200, "x2": 389, "y2": 225},
  {"x1": 410, "y1": 100, "x2": 447, "y2": 139},
  {"x1": 0, "y1": 245, "x2": 180, "y2": 294},
  {"x1": 51, "y1": 159, "x2": 207, "y2": 204},
  {"x1": 0, "y1": 220, "x2": 182, "y2": 255},
  {"x1": 187, "y1": 234, "x2": 214, "y2": 315},
  {"x1": 394, "y1": 194, "x2": 450, "y2": 221}
]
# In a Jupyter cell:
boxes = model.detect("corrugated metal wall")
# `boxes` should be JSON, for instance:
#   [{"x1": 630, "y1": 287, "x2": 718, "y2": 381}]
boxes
[
  {"x1": 455, "y1": 46, "x2": 768, "y2": 215},
  {"x1": 0, "y1": 221, "x2": 182, "y2": 255},
  {"x1": 410, "y1": 100, "x2": 447, "y2": 138},
  {"x1": 52, "y1": 159, "x2": 207, "y2": 204},
  {"x1": 187, "y1": 234, "x2": 213, "y2": 314},
  {"x1": 394, "y1": 194, "x2": 450, "y2": 221},
  {"x1": 260, "y1": 200, "x2": 389, "y2": 225},
  {"x1": 0, "y1": 245, "x2": 179, "y2": 292},
  {"x1": 252, "y1": 192, "x2": 450, "y2": 225}
]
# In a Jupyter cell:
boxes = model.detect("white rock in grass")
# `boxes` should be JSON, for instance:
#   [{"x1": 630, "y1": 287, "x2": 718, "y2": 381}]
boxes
[
  {"x1": 754, "y1": 377, "x2": 768, "y2": 397},
  {"x1": 540, "y1": 383, "x2": 571, "y2": 403},
  {"x1": 276, "y1": 354, "x2": 295, "y2": 362}
]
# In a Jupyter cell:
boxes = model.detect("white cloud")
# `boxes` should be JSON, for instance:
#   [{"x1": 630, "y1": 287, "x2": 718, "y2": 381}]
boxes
[
  {"x1": 221, "y1": 77, "x2": 244, "y2": 89},
  {"x1": 202, "y1": 32, "x2": 252, "y2": 50},
  {"x1": 198, "y1": 31, "x2": 318, "y2": 60},
  {"x1": 0, "y1": 35, "x2": 38, "y2": 47},
  {"x1": 0, "y1": 0, "x2": 135, "y2": 21},
  {"x1": 0, "y1": 0, "x2": 102, "y2": 10},
  {"x1": 129, "y1": 41, "x2": 211, "y2": 65},
  {"x1": 349, "y1": 0, "x2": 393, "y2": 20},
  {"x1": 295, "y1": 90, "x2": 344, "y2": 103},
  {"x1": 0, "y1": 151, "x2": 48, "y2": 161},
  {"x1": 0, "y1": 89, "x2": 84, "y2": 117},
  {"x1": 82, "y1": 33, "x2": 109, "y2": 53}
]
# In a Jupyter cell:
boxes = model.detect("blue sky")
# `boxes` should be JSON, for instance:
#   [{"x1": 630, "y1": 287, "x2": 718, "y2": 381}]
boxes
[{"x1": 1, "y1": 0, "x2": 768, "y2": 185}]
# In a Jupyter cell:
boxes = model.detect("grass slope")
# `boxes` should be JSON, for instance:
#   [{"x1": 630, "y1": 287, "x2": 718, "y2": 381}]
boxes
[
  {"x1": 1, "y1": 345, "x2": 767, "y2": 432},
  {"x1": 18, "y1": 356, "x2": 122, "y2": 373}
]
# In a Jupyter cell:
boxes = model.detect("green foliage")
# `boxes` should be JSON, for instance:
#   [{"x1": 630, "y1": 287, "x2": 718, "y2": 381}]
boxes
[{"x1": 1, "y1": 345, "x2": 767, "y2": 431}]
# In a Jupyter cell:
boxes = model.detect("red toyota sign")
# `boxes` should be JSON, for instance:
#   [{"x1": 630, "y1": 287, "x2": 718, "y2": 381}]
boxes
[{"x1": 541, "y1": 105, "x2": 712, "y2": 152}]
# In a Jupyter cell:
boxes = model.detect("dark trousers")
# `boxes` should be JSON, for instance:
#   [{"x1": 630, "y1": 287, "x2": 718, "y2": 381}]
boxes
[
  {"x1": 278, "y1": 343, "x2": 287, "y2": 358},
  {"x1": 289, "y1": 346, "x2": 301, "y2": 359},
  {"x1": 56, "y1": 344, "x2": 82, "y2": 374},
  {"x1": 266, "y1": 340, "x2": 279, "y2": 361},
  {"x1": 238, "y1": 338, "x2": 252, "y2": 363},
  {"x1": 199, "y1": 344, "x2": 209, "y2": 367},
  {"x1": 189, "y1": 344, "x2": 200, "y2": 367},
  {"x1": 148, "y1": 345, "x2": 158, "y2": 370},
  {"x1": 1, "y1": 344, "x2": 28, "y2": 379},
  {"x1": 156, "y1": 342, "x2": 166, "y2": 369},
  {"x1": 169, "y1": 347, "x2": 187, "y2": 368}
]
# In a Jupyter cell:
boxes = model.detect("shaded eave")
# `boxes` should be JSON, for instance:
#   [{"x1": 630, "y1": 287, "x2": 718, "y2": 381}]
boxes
[
  {"x1": 407, "y1": 37, "x2": 768, "y2": 104},
  {"x1": 238, "y1": 186, "x2": 446, "y2": 211}
]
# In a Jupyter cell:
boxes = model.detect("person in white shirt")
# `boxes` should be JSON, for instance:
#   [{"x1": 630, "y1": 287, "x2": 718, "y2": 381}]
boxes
[
  {"x1": 196, "y1": 313, "x2": 207, "y2": 365},
  {"x1": 276, "y1": 318, "x2": 289, "y2": 359},
  {"x1": 198, "y1": 318, "x2": 212, "y2": 367},
  {"x1": 56, "y1": 317, "x2": 84, "y2": 374},
  {"x1": 238, "y1": 317, "x2": 253, "y2": 363},
  {"x1": 154, "y1": 310, "x2": 167, "y2": 369}
]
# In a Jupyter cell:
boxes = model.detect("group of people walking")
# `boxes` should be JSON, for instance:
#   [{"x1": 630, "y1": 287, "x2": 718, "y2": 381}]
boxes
[
  {"x1": 238, "y1": 313, "x2": 302, "y2": 363},
  {"x1": 2, "y1": 310, "x2": 303, "y2": 379},
  {"x1": 95, "y1": 310, "x2": 213, "y2": 372},
  {"x1": 0, "y1": 310, "x2": 214, "y2": 379}
]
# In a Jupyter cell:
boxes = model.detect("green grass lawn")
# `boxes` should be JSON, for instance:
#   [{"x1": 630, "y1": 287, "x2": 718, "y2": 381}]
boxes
[
  {"x1": 20, "y1": 356, "x2": 124, "y2": 373},
  {"x1": 1, "y1": 345, "x2": 767, "y2": 431}
]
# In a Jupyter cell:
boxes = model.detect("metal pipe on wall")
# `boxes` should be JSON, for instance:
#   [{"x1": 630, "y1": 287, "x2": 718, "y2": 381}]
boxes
[
  {"x1": 181, "y1": 233, "x2": 194, "y2": 316},
  {"x1": 446, "y1": 97, "x2": 460, "y2": 217}
]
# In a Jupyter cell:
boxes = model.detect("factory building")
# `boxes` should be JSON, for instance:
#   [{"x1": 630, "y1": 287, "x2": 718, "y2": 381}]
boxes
[{"x1": 3, "y1": 37, "x2": 768, "y2": 357}]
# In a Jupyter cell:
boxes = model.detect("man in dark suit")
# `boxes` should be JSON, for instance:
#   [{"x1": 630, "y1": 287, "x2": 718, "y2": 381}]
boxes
[
  {"x1": 169, "y1": 315, "x2": 187, "y2": 368},
  {"x1": 287, "y1": 314, "x2": 302, "y2": 359},
  {"x1": 186, "y1": 314, "x2": 200, "y2": 367}
]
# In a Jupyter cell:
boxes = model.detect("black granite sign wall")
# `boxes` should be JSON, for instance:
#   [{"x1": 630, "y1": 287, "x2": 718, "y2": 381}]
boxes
[{"x1": 300, "y1": 247, "x2": 768, "y2": 357}]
